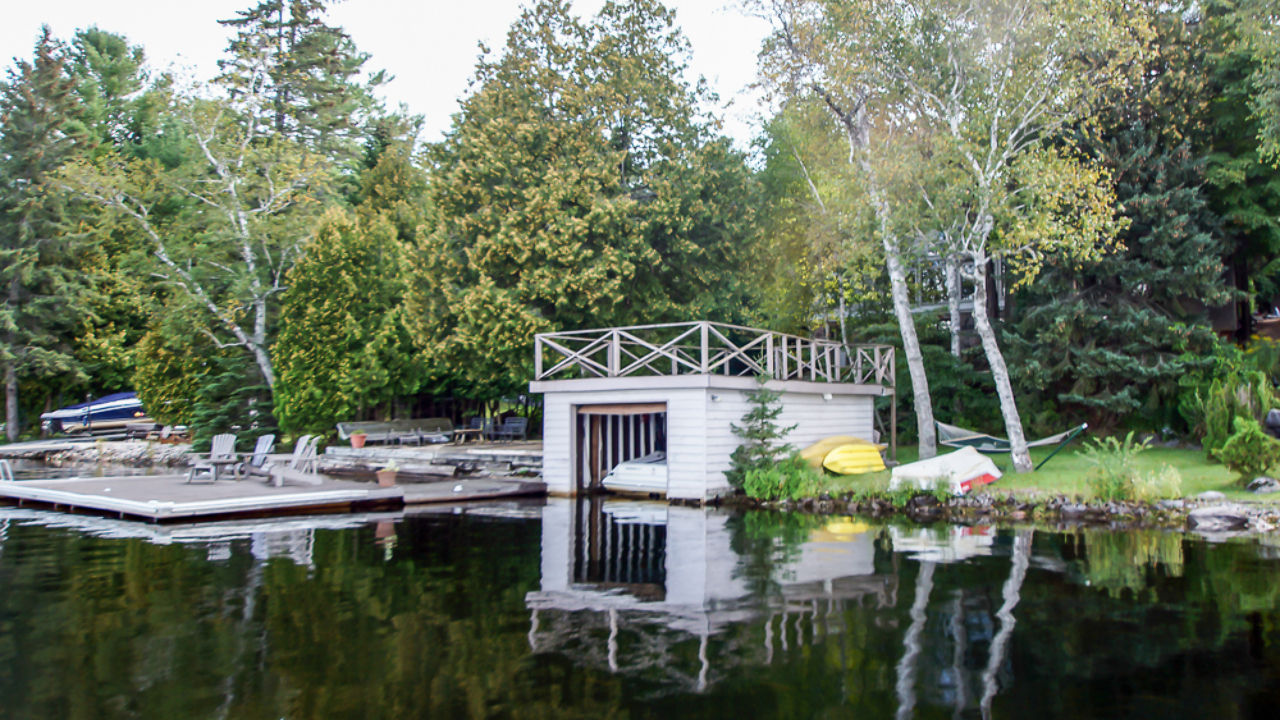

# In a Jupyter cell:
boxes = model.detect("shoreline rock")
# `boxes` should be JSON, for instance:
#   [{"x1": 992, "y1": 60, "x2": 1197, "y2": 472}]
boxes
[
  {"x1": 722, "y1": 490, "x2": 1280, "y2": 534},
  {"x1": 45, "y1": 441, "x2": 192, "y2": 467}
]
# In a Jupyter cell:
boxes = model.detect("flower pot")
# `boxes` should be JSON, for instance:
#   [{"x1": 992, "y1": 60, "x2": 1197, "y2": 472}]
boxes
[
  {"x1": 376, "y1": 469, "x2": 397, "y2": 487},
  {"x1": 350, "y1": 433, "x2": 367, "y2": 449}
]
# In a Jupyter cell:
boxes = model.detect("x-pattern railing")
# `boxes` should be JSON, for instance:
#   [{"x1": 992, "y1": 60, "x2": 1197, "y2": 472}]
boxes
[{"x1": 534, "y1": 321, "x2": 894, "y2": 388}]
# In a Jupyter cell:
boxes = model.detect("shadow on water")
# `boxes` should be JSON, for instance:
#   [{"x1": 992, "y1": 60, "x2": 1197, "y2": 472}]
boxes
[{"x1": 2, "y1": 496, "x2": 1280, "y2": 718}]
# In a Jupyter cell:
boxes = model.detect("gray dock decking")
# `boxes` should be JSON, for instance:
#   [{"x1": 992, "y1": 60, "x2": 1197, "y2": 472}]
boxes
[{"x1": 0, "y1": 474, "x2": 546, "y2": 522}]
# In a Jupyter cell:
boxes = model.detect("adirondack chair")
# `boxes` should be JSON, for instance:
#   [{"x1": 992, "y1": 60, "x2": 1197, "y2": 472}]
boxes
[
  {"x1": 269, "y1": 436, "x2": 324, "y2": 487},
  {"x1": 493, "y1": 417, "x2": 529, "y2": 443},
  {"x1": 235, "y1": 434, "x2": 276, "y2": 480},
  {"x1": 187, "y1": 433, "x2": 237, "y2": 483}
]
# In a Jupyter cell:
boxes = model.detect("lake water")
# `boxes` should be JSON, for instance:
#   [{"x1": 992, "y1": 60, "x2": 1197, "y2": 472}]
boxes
[{"x1": 1, "y1": 497, "x2": 1278, "y2": 719}]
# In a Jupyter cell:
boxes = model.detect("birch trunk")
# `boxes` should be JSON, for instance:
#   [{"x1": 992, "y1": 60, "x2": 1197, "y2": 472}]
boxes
[
  {"x1": 884, "y1": 233, "x2": 937, "y2": 458},
  {"x1": 946, "y1": 254, "x2": 962, "y2": 358},
  {"x1": 970, "y1": 253, "x2": 1032, "y2": 472}
]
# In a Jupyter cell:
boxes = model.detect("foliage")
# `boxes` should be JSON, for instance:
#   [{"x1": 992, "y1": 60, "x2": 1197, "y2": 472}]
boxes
[
  {"x1": 188, "y1": 353, "x2": 277, "y2": 453},
  {"x1": 742, "y1": 453, "x2": 825, "y2": 501},
  {"x1": 1008, "y1": 122, "x2": 1230, "y2": 429},
  {"x1": 274, "y1": 202, "x2": 423, "y2": 436},
  {"x1": 410, "y1": 0, "x2": 758, "y2": 397},
  {"x1": 1194, "y1": 0, "x2": 1280, "y2": 308},
  {"x1": 1082, "y1": 432, "x2": 1183, "y2": 502},
  {"x1": 131, "y1": 330, "x2": 208, "y2": 426},
  {"x1": 1214, "y1": 416, "x2": 1280, "y2": 481},
  {"x1": 217, "y1": 0, "x2": 387, "y2": 163},
  {"x1": 1179, "y1": 370, "x2": 1275, "y2": 455},
  {"x1": 0, "y1": 27, "x2": 97, "y2": 438},
  {"x1": 728, "y1": 376, "x2": 796, "y2": 489},
  {"x1": 62, "y1": 88, "x2": 330, "y2": 391}
]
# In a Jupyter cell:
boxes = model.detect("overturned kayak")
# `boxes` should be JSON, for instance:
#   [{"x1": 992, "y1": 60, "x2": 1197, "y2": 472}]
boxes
[
  {"x1": 822, "y1": 442, "x2": 887, "y2": 475},
  {"x1": 889, "y1": 446, "x2": 1002, "y2": 495}
]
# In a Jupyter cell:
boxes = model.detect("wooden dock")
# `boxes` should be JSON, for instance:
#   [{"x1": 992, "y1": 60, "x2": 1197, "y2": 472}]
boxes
[{"x1": 0, "y1": 473, "x2": 546, "y2": 522}]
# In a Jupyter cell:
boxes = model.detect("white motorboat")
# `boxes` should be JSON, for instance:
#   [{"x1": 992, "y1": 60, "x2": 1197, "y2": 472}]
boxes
[{"x1": 602, "y1": 452, "x2": 667, "y2": 494}]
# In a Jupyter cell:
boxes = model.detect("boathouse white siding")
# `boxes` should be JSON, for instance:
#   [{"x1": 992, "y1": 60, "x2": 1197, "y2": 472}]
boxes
[
  {"x1": 531, "y1": 322, "x2": 895, "y2": 502},
  {"x1": 534, "y1": 376, "x2": 880, "y2": 501}
]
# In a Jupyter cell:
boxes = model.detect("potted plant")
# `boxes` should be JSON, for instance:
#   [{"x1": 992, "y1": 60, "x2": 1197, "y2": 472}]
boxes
[
  {"x1": 376, "y1": 460, "x2": 399, "y2": 488},
  {"x1": 350, "y1": 431, "x2": 368, "y2": 449}
]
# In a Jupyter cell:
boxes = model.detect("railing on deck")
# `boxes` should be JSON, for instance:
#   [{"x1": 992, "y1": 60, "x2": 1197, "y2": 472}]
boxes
[{"x1": 534, "y1": 321, "x2": 894, "y2": 388}]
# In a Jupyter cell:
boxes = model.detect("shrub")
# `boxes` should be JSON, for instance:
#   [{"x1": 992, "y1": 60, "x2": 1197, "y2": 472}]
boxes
[
  {"x1": 1180, "y1": 370, "x2": 1275, "y2": 455},
  {"x1": 742, "y1": 453, "x2": 825, "y2": 501},
  {"x1": 1214, "y1": 416, "x2": 1280, "y2": 482},
  {"x1": 1082, "y1": 432, "x2": 1182, "y2": 502},
  {"x1": 727, "y1": 375, "x2": 796, "y2": 488}
]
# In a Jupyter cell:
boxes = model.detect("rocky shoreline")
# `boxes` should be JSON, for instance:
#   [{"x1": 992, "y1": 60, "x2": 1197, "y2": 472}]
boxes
[
  {"x1": 42, "y1": 441, "x2": 193, "y2": 467},
  {"x1": 722, "y1": 490, "x2": 1280, "y2": 535}
]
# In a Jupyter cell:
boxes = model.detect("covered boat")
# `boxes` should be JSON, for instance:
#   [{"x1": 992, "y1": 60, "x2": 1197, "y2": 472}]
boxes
[
  {"x1": 602, "y1": 452, "x2": 667, "y2": 494},
  {"x1": 41, "y1": 392, "x2": 149, "y2": 434},
  {"x1": 888, "y1": 446, "x2": 1002, "y2": 495}
]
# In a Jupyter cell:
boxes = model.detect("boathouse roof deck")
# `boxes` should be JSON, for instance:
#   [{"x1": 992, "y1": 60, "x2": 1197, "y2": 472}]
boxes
[{"x1": 533, "y1": 321, "x2": 895, "y2": 389}]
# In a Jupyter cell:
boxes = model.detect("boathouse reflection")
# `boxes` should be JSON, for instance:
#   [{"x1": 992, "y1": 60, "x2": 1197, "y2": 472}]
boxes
[
  {"x1": 528, "y1": 499, "x2": 1045, "y2": 719},
  {"x1": 526, "y1": 498, "x2": 899, "y2": 690}
]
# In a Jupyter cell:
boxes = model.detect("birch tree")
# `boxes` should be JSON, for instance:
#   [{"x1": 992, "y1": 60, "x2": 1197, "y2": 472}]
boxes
[
  {"x1": 61, "y1": 86, "x2": 328, "y2": 390},
  {"x1": 755, "y1": 0, "x2": 1132, "y2": 470},
  {"x1": 867, "y1": 0, "x2": 1130, "y2": 471},
  {"x1": 755, "y1": 0, "x2": 939, "y2": 457}
]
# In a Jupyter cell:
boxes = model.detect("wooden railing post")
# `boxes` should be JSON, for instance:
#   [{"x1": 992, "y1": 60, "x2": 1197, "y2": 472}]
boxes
[
  {"x1": 766, "y1": 333, "x2": 775, "y2": 379},
  {"x1": 534, "y1": 336, "x2": 543, "y2": 380},
  {"x1": 610, "y1": 331, "x2": 620, "y2": 377},
  {"x1": 700, "y1": 322, "x2": 709, "y2": 374}
]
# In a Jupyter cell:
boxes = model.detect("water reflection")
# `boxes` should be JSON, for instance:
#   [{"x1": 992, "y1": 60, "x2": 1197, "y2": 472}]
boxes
[{"x1": 1, "y1": 499, "x2": 1279, "y2": 718}]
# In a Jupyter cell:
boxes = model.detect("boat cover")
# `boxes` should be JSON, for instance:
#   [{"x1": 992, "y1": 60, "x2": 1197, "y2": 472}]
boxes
[
  {"x1": 889, "y1": 447, "x2": 1002, "y2": 495},
  {"x1": 602, "y1": 452, "x2": 667, "y2": 494},
  {"x1": 41, "y1": 392, "x2": 143, "y2": 422}
]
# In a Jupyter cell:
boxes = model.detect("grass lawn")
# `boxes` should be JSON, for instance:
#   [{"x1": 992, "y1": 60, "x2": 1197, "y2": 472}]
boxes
[{"x1": 822, "y1": 442, "x2": 1270, "y2": 503}]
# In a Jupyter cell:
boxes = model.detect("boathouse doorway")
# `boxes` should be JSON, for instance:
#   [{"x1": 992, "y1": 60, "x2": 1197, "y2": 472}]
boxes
[{"x1": 574, "y1": 403, "x2": 667, "y2": 492}]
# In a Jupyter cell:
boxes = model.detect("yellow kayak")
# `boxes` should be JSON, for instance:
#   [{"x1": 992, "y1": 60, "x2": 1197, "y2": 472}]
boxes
[
  {"x1": 823, "y1": 442, "x2": 887, "y2": 475},
  {"x1": 800, "y1": 436, "x2": 872, "y2": 469}
]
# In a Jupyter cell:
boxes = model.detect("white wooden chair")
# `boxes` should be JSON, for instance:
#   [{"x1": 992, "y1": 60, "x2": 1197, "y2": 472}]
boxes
[
  {"x1": 187, "y1": 433, "x2": 237, "y2": 483},
  {"x1": 269, "y1": 436, "x2": 324, "y2": 487},
  {"x1": 236, "y1": 434, "x2": 276, "y2": 480}
]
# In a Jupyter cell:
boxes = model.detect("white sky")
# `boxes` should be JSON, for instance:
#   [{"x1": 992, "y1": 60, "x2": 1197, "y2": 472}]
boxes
[{"x1": 1, "y1": 0, "x2": 772, "y2": 149}]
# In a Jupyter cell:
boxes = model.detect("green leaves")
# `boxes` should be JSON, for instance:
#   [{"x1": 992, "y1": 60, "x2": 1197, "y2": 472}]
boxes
[{"x1": 409, "y1": 0, "x2": 758, "y2": 396}]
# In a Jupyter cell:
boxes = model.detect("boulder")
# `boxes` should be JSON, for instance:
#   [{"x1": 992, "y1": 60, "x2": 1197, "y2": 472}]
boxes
[
  {"x1": 1188, "y1": 504, "x2": 1250, "y2": 531},
  {"x1": 1195, "y1": 491, "x2": 1227, "y2": 501},
  {"x1": 1247, "y1": 477, "x2": 1280, "y2": 494}
]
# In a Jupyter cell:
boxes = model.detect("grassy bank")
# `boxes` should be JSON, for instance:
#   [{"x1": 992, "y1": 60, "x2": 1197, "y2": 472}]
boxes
[{"x1": 820, "y1": 443, "x2": 1267, "y2": 503}]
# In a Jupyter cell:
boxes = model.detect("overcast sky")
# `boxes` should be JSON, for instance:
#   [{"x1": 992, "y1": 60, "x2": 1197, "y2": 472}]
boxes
[{"x1": 1, "y1": 0, "x2": 772, "y2": 149}]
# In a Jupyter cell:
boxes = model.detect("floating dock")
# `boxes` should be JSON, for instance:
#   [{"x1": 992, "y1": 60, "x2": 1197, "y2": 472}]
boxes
[{"x1": 0, "y1": 474, "x2": 546, "y2": 523}]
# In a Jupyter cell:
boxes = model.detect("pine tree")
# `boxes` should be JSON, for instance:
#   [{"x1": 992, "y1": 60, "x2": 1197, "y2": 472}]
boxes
[
  {"x1": 1007, "y1": 5, "x2": 1234, "y2": 430},
  {"x1": 1010, "y1": 127, "x2": 1229, "y2": 427},
  {"x1": 727, "y1": 376, "x2": 796, "y2": 489},
  {"x1": 217, "y1": 0, "x2": 386, "y2": 162},
  {"x1": 0, "y1": 28, "x2": 95, "y2": 439}
]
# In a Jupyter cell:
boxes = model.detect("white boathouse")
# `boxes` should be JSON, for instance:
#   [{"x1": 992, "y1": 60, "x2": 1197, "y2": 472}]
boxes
[{"x1": 529, "y1": 321, "x2": 896, "y2": 501}]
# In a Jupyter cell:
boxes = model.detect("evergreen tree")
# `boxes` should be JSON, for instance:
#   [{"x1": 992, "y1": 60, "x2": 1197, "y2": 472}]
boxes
[
  {"x1": 1196, "y1": 0, "x2": 1280, "y2": 317},
  {"x1": 274, "y1": 147, "x2": 425, "y2": 436},
  {"x1": 0, "y1": 28, "x2": 95, "y2": 439},
  {"x1": 411, "y1": 0, "x2": 757, "y2": 397},
  {"x1": 727, "y1": 376, "x2": 796, "y2": 489},
  {"x1": 1010, "y1": 126, "x2": 1229, "y2": 428},
  {"x1": 217, "y1": 0, "x2": 386, "y2": 162}
]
